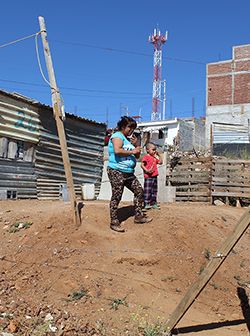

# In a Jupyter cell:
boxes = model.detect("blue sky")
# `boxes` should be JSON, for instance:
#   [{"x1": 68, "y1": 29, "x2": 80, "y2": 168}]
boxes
[{"x1": 0, "y1": 0, "x2": 250, "y2": 127}]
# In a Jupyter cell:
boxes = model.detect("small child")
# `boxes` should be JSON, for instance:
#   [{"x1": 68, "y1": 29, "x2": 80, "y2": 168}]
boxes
[{"x1": 141, "y1": 143, "x2": 163, "y2": 210}]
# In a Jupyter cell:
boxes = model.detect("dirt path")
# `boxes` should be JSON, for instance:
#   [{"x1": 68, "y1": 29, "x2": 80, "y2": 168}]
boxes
[{"x1": 0, "y1": 200, "x2": 249, "y2": 335}]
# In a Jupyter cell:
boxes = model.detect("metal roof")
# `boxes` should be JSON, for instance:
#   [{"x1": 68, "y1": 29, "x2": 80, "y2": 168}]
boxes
[
  {"x1": 138, "y1": 118, "x2": 178, "y2": 127},
  {"x1": 0, "y1": 89, "x2": 106, "y2": 126}
]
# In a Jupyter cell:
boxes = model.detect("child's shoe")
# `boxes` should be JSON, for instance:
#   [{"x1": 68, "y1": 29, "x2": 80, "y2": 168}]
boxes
[
  {"x1": 142, "y1": 204, "x2": 152, "y2": 212},
  {"x1": 152, "y1": 203, "x2": 160, "y2": 210}
]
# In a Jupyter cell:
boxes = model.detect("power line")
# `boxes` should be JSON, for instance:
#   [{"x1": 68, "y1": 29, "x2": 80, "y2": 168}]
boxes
[
  {"x1": 51, "y1": 39, "x2": 206, "y2": 65},
  {"x1": 0, "y1": 78, "x2": 150, "y2": 96},
  {"x1": 0, "y1": 33, "x2": 223, "y2": 67},
  {"x1": 0, "y1": 32, "x2": 40, "y2": 49}
]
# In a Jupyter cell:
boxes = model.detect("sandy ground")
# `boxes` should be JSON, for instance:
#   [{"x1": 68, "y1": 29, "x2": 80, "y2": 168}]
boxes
[{"x1": 0, "y1": 200, "x2": 249, "y2": 336}]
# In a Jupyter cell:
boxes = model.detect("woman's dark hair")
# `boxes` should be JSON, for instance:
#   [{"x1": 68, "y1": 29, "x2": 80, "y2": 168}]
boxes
[{"x1": 117, "y1": 116, "x2": 137, "y2": 131}]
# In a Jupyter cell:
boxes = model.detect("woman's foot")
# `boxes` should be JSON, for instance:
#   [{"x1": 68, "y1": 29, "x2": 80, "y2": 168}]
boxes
[
  {"x1": 110, "y1": 221, "x2": 125, "y2": 232},
  {"x1": 134, "y1": 215, "x2": 153, "y2": 224}
]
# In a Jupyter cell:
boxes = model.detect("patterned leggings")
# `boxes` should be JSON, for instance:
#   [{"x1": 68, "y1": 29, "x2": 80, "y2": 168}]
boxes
[{"x1": 107, "y1": 167, "x2": 144, "y2": 223}]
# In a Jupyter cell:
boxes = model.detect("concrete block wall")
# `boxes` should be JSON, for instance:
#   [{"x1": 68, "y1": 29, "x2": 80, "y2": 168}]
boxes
[{"x1": 206, "y1": 44, "x2": 250, "y2": 146}]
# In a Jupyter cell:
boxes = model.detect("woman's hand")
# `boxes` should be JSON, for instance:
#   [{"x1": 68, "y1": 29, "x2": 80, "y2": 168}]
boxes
[{"x1": 131, "y1": 146, "x2": 142, "y2": 155}]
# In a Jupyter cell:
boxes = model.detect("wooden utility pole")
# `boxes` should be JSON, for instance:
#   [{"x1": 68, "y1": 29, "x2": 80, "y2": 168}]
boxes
[
  {"x1": 38, "y1": 16, "x2": 80, "y2": 226},
  {"x1": 164, "y1": 209, "x2": 250, "y2": 335}
]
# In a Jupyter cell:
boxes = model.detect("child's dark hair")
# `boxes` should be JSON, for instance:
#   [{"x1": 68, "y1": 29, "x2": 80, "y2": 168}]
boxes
[
  {"x1": 146, "y1": 142, "x2": 156, "y2": 150},
  {"x1": 117, "y1": 116, "x2": 137, "y2": 131}
]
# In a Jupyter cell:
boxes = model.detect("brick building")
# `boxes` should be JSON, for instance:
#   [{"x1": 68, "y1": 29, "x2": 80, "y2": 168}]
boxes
[{"x1": 206, "y1": 44, "x2": 250, "y2": 147}]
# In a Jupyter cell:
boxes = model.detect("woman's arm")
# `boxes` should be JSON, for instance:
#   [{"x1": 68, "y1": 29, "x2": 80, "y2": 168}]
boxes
[{"x1": 112, "y1": 137, "x2": 141, "y2": 157}]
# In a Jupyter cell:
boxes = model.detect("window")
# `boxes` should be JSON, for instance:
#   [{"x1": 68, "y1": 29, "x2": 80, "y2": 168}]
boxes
[
  {"x1": 159, "y1": 129, "x2": 164, "y2": 139},
  {"x1": 0, "y1": 137, "x2": 35, "y2": 162}
]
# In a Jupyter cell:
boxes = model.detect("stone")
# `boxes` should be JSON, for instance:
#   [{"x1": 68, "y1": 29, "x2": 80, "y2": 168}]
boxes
[
  {"x1": 214, "y1": 199, "x2": 225, "y2": 206},
  {"x1": 7, "y1": 320, "x2": 18, "y2": 333}
]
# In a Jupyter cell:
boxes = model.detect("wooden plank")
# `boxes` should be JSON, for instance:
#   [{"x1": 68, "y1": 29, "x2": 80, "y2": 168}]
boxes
[
  {"x1": 172, "y1": 165, "x2": 210, "y2": 171},
  {"x1": 175, "y1": 165, "x2": 211, "y2": 170},
  {"x1": 164, "y1": 209, "x2": 250, "y2": 335},
  {"x1": 212, "y1": 176, "x2": 250, "y2": 182},
  {"x1": 212, "y1": 172, "x2": 250, "y2": 178},
  {"x1": 174, "y1": 184, "x2": 209, "y2": 190},
  {"x1": 171, "y1": 171, "x2": 210, "y2": 178},
  {"x1": 212, "y1": 176, "x2": 250, "y2": 183},
  {"x1": 212, "y1": 186, "x2": 250, "y2": 192},
  {"x1": 212, "y1": 181, "x2": 250, "y2": 186},
  {"x1": 212, "y1": 191, "x2": 250, "y2": 197},
  {"x1": 212, "y1": 182, "x2": 250, "y2": 188},
  {"x1": 212, "y1": 166, "x2": 249, "y2": 171},
  {"x1": 212, "y1": 168, "x2": 244, "y2": 174},
  {"x1": 176, "y1": 191, "x2": 209, "y2": 196},
  {"x1": 169, "y1": 177, "x2": 209, "y2": 183},
  {"x1": 213, "y1": 159, "x2": 250, "y2": 165},
  {"x1": 176, "y1": 196, "x2": 210, "y2": 202},
  {"x1": 179, "y1": 157, "x2": 212, "y2": 163}
]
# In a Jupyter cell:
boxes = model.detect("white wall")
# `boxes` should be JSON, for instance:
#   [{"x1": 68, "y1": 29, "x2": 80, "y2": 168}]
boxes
[
  {"x1": 166, "y1": 123, "x2": 179, "y2": 145},
  {"x1": 98, "y1": 153, "x2": 168, "y2": 203}
]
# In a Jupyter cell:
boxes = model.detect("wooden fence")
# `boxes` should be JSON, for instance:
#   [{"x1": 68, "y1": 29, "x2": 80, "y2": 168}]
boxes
[
  {"x1": 167, "y1": 157, "x2": 212, "y2": 202},
  {"x1": 211, "y1": 159, "x2": 250, "y2": 200},
  {"x1": 168, "y1": 157, "x2": 250, "y2": 203}
]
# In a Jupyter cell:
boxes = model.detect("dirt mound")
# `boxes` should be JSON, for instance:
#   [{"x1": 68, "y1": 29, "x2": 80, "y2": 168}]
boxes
[{"x1": 0, "y1": 200, "x2": 249, "y2": 335}]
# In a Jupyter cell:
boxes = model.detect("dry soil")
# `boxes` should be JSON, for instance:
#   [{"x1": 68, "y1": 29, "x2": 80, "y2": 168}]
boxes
[{"x1": 0, "y1": 200, "x2": 249, "y2": 336}]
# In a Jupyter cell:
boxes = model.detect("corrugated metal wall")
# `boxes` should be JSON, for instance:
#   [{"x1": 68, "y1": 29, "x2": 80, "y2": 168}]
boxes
[
  {"x1": 0, "y1": 160, "x2": 36, "y2": 199},
  {"x1": 213, "y1": 122, "x2": 249, "y2": 144},
  {"x1": 0, "y1": 93, "x2": 39, "y2": 198},
  {"x1": 36, "y1": 108, "x2": 106, "y2": 200},
  {"x1": 0, "y1": 95, "x2": 40, "y2": 143},
  {"x1": 0, "y1": 91, "x2": 106, "y2": 200}
]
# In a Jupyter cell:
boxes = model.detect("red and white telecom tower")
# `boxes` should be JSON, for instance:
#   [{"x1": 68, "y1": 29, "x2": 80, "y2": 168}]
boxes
[{"x1": 149, "y1": 28, "x2": 167, "y2": 121}]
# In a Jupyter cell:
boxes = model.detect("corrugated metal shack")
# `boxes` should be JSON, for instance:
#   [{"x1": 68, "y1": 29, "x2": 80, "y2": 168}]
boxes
[{"x1": 0, "y1": 90, "x2": 106, "y2": 200}]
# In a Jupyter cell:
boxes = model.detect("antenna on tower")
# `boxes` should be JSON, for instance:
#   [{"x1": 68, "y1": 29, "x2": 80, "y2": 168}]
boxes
[{"x1": 149, "y1": 27, "x2": 168, "y2": 121}]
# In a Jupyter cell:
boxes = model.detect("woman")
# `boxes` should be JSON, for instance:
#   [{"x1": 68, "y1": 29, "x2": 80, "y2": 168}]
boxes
[{"x1": 107, "y1": 116, "x2": 152, "y2": 232}]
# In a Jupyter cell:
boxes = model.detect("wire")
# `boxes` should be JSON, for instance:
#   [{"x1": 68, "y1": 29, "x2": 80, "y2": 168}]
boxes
[
  {"x1": 0, "y1": 78, "x2": 151, "y2": 96},
  {"x1": 0, "y1": 32, "x2": 39, "y2": 49},
  {"x1": 35, "y1": 32, "x2": 51, "y2": 87},
  {"x1": 52, "y1": 39, "x2": 206, "y2": 65}
]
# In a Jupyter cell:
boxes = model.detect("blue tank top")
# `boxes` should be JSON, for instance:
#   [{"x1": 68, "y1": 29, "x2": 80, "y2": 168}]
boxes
[{"x1": 108, "y1": 131, "x2": 136, "y2": 173}]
